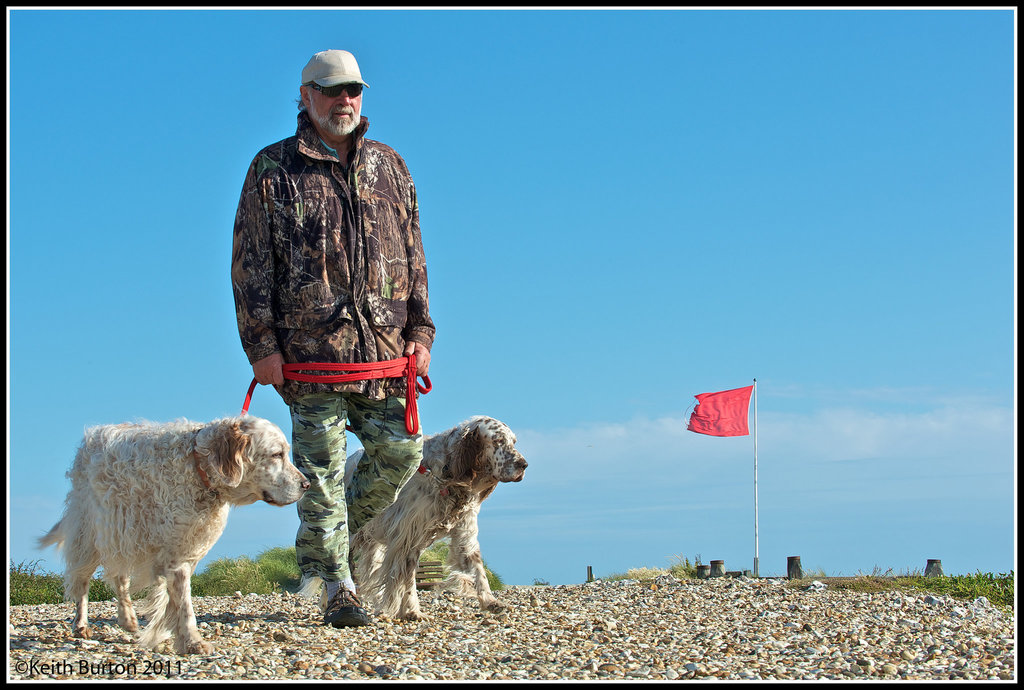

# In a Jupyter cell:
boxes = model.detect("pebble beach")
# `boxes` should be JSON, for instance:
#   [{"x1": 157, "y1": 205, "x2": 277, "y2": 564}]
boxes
[{"x1": 8, "y1": 575, "x2": 1015, "y2": 681}]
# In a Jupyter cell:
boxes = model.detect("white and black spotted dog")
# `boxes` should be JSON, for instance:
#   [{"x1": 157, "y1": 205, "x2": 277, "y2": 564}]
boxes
[{"x1": 346, "y1": 416, "x2": 528, "y2": 620}]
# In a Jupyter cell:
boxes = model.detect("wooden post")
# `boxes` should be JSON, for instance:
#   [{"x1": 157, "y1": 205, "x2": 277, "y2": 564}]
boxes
[
  {"x1": 696, "y1": 564, "x2": 711, "y2": 579},
  {"x1": 587, "y1": 565, "x2": 594, "y2": 583},
  {"x1": 709, "y1": 560, "x2": 725, "y2": 578},
  {"x1": 787, "y1": 556, "x2": 803, "y2": 580},
  {"x1": 924, "y1": 559, "x2": 943, "y2": 578}
]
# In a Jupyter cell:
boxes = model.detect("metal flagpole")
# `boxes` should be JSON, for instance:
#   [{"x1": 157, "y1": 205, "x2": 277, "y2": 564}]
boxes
[{"x1": 753, "y1": 378, "x2": 759, "y2": 577}]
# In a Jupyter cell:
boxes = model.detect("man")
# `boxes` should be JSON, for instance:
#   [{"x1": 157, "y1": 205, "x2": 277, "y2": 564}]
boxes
[{"x1": 232, "y1": 49, "x2": 434, "y2": 628}]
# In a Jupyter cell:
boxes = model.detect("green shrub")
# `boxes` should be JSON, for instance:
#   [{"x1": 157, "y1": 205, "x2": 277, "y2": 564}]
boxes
[
  {"x1": 191, "y1": 555, "x2": 279, "y2": 597},
  {"x1": 420, "y1": 539, "x2": 450, "y2": 563},
  {"x1": 900, "y1": 570, "x2": 1014, "y2": 609},
  {"x1": 605, "y1": 567, "x2": 663, "y2": 582},
  {"x1": 485, "y1": 566, "x2": 505, "y2": 591},
  {"x1": 625, "y1": 566, "x2": 670, "y2": 581},
  {"x1": 605, "y1": 554, "x2": 701, "y2": 581},
  {"x1": 10, "y1": 561, "x2": 65, "y2": 605},
  {"x1": 668, "y1": 554, "x2": 699, "y2": 579},
  {"x1": 10, "y1": 560, "x2": 115, "y2": 606},
  {"x1": 250, "y1": 546, "x2": 303, "y2": 592}
]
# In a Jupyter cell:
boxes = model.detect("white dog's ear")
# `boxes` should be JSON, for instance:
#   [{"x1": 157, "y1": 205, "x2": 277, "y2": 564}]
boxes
[{"x1": 195, "y1": 419, "x2": 249, "y2": 487}]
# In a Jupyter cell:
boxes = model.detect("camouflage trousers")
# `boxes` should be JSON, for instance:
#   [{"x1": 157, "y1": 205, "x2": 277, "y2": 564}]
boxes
[{"x1": 289, "y1": 392, "x2": 423, "y2": 583}]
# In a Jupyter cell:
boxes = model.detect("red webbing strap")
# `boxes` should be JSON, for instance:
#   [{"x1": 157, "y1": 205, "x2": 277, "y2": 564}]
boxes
[
  {"x1": 242, "y1": 377, "x2": 259, "y2": 416},
  {"x1": 240, "y1": 354, "x2": 431, "y2": 435}
]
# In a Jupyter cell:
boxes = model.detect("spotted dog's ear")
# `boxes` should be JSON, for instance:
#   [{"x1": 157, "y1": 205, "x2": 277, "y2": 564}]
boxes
[
  {"x1": 195, "y1": 419, "x2": 250, "y2": 487},
  {"x1": 445, "y1": 426, "x2": 485, "y2": 484}
]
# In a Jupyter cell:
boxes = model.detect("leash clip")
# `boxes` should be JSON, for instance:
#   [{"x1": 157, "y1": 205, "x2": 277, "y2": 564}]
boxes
[{"x1": 417, "y1": 463, "x2": 449, "y2": 496}]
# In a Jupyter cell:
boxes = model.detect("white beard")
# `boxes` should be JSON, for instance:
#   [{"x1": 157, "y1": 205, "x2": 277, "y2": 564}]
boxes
[{"x1": 311, "y1": 102, "x2": 361, "y2": 138}]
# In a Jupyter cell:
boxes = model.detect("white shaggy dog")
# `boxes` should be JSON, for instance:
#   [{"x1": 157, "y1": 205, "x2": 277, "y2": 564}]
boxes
[
  {"x1": 346, "y1": 416, "x2": 528, "y2": 620},
  {"x1": 38, "y1": 416, "x2": 308, "y2": 654}
]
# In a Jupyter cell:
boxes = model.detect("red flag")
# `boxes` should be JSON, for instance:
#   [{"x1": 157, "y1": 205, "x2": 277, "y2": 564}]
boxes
[{"x1": 687, "y1": 385, "x2": 754, "y2": 437}]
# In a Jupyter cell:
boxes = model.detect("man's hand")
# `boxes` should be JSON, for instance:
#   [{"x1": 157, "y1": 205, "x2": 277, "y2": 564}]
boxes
[
  {"x1": 404, "y1": 341, "x2": 431, "y2": 377},
  {"x1": 253, "y1": 352, "x2": 285, "y2": 386}
]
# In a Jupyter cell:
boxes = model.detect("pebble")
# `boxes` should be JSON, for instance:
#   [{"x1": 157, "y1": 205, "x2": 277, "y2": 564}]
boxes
[{"x1": 7, "y1": 577, "x2": 1015, "y2": 681}]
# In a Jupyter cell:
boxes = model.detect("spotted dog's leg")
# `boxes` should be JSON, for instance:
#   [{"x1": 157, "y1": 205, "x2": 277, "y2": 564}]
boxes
[{"x1": 448, "y1": 504, "x2": 504, "y2": 611}]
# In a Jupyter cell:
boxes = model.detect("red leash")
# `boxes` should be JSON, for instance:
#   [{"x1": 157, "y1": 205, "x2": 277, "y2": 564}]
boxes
[{"x1": 241, "y1": 354, "x2": 431, "y2": 435}]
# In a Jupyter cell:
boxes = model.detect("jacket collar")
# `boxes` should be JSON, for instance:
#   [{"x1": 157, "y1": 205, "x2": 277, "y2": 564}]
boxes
[{"x1": 296, "y1": 110, "x2": 369, "y2": 164}]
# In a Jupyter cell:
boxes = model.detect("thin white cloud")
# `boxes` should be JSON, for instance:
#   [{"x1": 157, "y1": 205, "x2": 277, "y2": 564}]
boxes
[
  {"x1": 760, "y1": 404, "x2": 1012, "y2": 466},
  {"x1": 493, "y1": 394, "x2": 1013, "y2": 520}
]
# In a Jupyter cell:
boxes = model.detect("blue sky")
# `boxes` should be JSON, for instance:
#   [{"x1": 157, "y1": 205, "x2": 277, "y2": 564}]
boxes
[{"x1": 8, "y1": 8, "x2": 1015, "y2": 587}]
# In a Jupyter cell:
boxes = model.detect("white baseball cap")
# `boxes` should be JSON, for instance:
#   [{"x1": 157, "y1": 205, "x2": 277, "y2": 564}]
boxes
[{"x1": 301, "y1": 49, "x2": 369, "y2": 87}]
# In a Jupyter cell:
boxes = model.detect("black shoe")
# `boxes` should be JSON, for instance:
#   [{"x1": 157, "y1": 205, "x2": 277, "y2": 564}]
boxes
[{"x1": 323, "y1": 586, "x2": 371, "y2": 628}]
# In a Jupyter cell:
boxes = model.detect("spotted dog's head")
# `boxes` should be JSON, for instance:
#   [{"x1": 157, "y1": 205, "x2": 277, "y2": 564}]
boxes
[
  {"x1": 476, "y1": 416, "x2": 528, "y2": 484},
  {"x1": 194, "y1": 416, "x2": 309, "y2": 506},
  {"x1": 445, "y1": 416, "x2": 528, "y2": 498}
]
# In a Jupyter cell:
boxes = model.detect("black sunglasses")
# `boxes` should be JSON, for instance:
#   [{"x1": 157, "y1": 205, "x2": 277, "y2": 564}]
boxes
[{"x1": 306, "y1": 82, "x2": 363, "y2": 98}]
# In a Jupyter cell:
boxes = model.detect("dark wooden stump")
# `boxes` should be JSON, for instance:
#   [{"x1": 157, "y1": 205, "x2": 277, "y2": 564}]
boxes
[
  {"x1": 787, "y1": 556, "x2": 803, "y2": 580},
  {"x1": 924, "y1": 559, "x2": 944, "y2": 578},
  {"x1": 709, "y1": 560, "x2": 725, "y2": 578},
  {"x1": 696, "y1": 564, "x2": 711, "y2": 579}
]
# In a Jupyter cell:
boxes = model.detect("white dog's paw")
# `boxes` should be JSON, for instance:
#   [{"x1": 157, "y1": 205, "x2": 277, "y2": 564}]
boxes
[
  {"x1": 481, "y1": 598, "x2": 508, "y2": 612},
  {"x1": 398, "y1": 609, "x2": 430, "y2": 621}
]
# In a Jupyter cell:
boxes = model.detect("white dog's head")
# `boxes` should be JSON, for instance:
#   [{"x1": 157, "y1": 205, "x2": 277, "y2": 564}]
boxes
[{"x1": 194, "y1": 416, "x2": 308, "y2": 506}]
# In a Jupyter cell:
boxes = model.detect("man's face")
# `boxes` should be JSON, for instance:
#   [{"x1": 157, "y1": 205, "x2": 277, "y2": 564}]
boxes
[{"x1": 303, "y1": 83, "x2": 363, "y2": 139}]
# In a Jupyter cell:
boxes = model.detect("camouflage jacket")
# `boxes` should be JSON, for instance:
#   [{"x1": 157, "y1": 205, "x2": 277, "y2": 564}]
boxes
[{"x1": 232, "y1": 111, "x2": 434, "y2": 404}]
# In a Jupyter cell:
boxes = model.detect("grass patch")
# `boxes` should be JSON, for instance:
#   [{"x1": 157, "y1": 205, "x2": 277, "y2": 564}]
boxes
[
  {"x1": 191, "y1": 555, "x2": 281, "y2": 597},
  {"x1": 604, "y1": 554, "x2": 699, "y2": 582},
  {"x1": 899, "y1": 570, "x2": 1014, "y2": 608},
  {"x1": 786, "y1": 568, "x2": 1014, "y2": 610},
  {"x1": 668, "y1": 554, "x2": 699, "y2": 580},
  {"x1": 10, "y1": 560, "x2": 115, "y2": 606},
  {"x1": 605, "y1": 566, "x2": 670, "y2": 582},
  {"x1": 824, "y1": 576, "x2": 898, "y2": 595}
]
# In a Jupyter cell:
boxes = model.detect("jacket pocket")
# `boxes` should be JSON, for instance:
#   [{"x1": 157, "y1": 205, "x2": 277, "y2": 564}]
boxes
[
  {"x1": 366, "y1": 295, "x2": 408, "y2": 329},
  {"x1": 274, "y1": 297, "x2": 353, "y2": 330}
]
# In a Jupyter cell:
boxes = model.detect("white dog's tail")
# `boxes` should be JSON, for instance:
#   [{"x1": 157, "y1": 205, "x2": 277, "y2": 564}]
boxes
[
  {"x1": 135, "y1": 579, "x2": 174, "y2": 650},
  {"x1": 37, "y1": 519, "x2": 65, "y2": 550}
]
